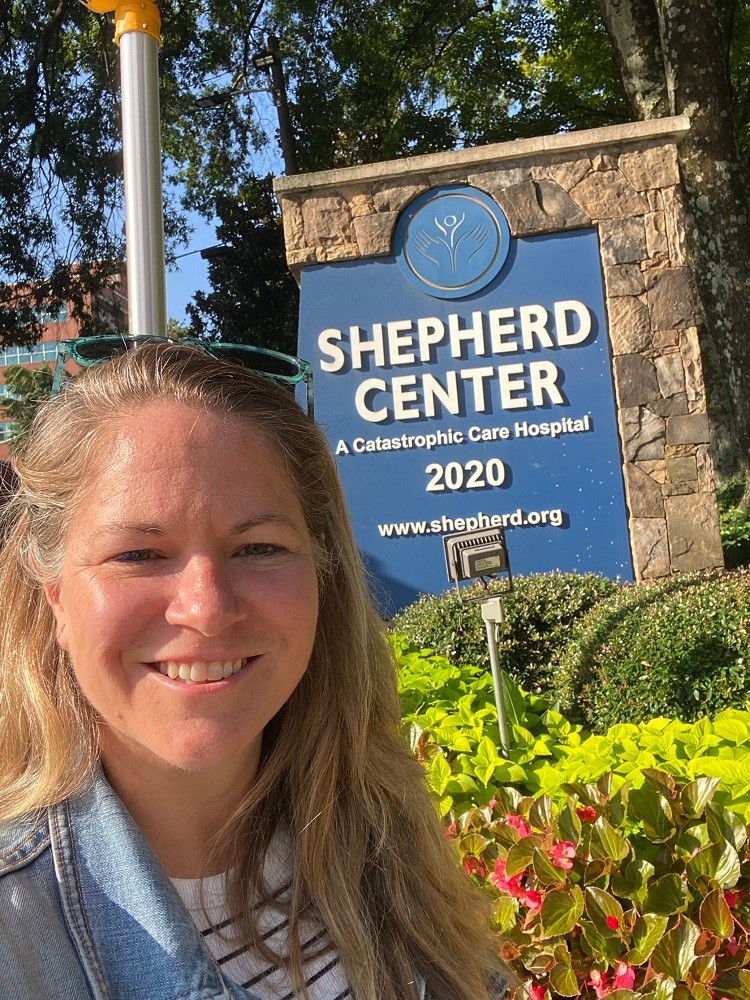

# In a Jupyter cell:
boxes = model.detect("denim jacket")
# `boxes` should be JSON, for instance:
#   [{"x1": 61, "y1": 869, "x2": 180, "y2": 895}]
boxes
[{"x1": 0, "y1": 770, "x2": 430, "y2": 1000}]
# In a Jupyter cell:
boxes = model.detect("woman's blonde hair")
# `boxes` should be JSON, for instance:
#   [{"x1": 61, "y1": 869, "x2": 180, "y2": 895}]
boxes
[{"x1": 0, "y1": 343, "x2": 508, "y2": 1000}]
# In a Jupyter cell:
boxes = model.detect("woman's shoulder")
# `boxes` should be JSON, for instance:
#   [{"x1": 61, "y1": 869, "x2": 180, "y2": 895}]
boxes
[{"x1": 0, "y1": 809, "x2": 50, "y2": 875}]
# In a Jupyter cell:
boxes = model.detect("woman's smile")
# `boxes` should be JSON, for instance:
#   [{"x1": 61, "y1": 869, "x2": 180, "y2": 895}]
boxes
[{"x1": 153, "y1": 656, "x2": 251, "y2": 683}]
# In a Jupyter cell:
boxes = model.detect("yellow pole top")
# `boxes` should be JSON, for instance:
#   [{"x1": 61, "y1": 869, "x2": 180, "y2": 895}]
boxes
[{"x1": 83, "y1": 1, "x2": 161, "y2": 47}]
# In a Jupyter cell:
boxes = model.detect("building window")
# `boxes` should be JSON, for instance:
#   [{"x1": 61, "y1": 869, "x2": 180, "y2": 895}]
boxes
[
  {"x1": 0, "y1": 303, "x2": 67, "y2": 329},
  {"x1": 0, "y1": 341, "x2": 59, "y2": 366},
  {"x1": 35, "y1": 303, "x2": 68, "y2": 324}
]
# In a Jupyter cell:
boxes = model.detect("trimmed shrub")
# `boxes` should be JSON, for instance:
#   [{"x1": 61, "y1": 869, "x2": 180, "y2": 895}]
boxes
[
  {"x1": 717, "y1": 476, "x2": 750, "y2": 568},
  {"x1": 392, "y1": 572, "x2": 618, "y2": 695},
  {"x1": 556, "y1": 569, "x2": 750, "y2": 729}
]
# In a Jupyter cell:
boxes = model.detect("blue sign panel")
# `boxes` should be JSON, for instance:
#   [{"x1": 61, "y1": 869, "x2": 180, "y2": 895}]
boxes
[{"x1": 298, "y1": 187, "x2": 633, "y2": 614}]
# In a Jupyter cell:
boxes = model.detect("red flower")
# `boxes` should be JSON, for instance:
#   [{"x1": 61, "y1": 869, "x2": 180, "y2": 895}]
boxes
[
  {"x1": 528, "y1": 986, "x2": 545, "y2": 1000},
  {"x1": 613, "y1": 962, "x2": 635, "y2": 990},
  {"x1": 551, "y1": 840, "x2": 576, "y2": 870},
  {"x1": 522, "y1": 888, "x2": 542, "y2": 912},
  {"x1": 605, "y1": 915, "x2": 620, "y2": 931},
  {"x1": 504, "y1": 813, "x2": 532, "y2": 838},
  {"x1": 463, "y1": 856, "x2": 487, "y2": 879},
  {"x1": 725, "y1": 891, "x2": 738, "y2": 907},
  {"x1": 576, "y1": 806, "x2": 597, "y2": 823},
  {"x1": 588, "y1": 969, "x2": 609, "y2": 999}
]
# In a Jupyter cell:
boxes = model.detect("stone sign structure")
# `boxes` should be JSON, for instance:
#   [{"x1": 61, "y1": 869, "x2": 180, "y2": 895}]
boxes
[{"x1": 275, "y1": 116, "x2": 723, "y2": 585}]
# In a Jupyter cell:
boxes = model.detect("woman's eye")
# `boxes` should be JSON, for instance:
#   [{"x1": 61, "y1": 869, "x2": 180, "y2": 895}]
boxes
[
  {"x1": 111, "y1": 549, "x2": 159, "y2": 563},
  {"x1": 237, "y1": 542, "x2": 284, "y2": 558}
]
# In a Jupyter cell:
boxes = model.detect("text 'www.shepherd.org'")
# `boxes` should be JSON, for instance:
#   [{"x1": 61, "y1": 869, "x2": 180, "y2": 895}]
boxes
[{"x1": 377, "y1": 508, "x2": 566, "y2": 538}]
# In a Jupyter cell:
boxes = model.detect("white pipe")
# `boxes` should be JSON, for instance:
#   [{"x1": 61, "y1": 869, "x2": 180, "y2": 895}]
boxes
[{"x1": 119, "y1": 27, "x2": 166, "y2": 337}]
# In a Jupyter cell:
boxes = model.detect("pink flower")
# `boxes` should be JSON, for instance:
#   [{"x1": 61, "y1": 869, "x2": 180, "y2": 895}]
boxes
[
  {"x1": 488, "y1": 798, "x2": 497, "y2": 811},
  {"x1": 488, "y1": 857, "x2": 526, "y2": 898},
  {"x1": 522, "y1": 888, "x2": 542, "y2": 912},
  {"x1": 613, "y1": 962, "x2": 635, "y2": 990},
  {"x1": 726, "y1": 936, "x2": 740, "y2": 956},
  {"x1": 576, "y1": 806, "x2": 597, "y2": 823},
  {"x1": 463, "y1": 856, "x2": 487, "y2": 879},
  {"x1": 605, "y1": 915, "x2": 620, "y2": 931},
  {"x1": 505, "y1": 813, "x2": 532, "y2": 838},
  {"x1": 528, "y1": 986, "x2": 545, "y2": 1000},
  {"x1": 588, "y1": 969, "x2": 609, "y2": 999},
  {"x1": 444, "y1": 820, "x2": 457, "y2": 839},
  {"x1": 551, "y1": 840, "x2": 576, "y2": 870}
]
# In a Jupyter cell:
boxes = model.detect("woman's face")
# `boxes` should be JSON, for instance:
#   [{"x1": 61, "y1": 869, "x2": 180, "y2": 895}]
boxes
[{"x1": 44, "y1": 401, "x2": 319, "y2": 783}]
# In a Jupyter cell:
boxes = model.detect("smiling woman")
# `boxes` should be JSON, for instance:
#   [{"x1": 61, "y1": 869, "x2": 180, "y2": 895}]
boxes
[{"x1": 0, "y1": 344, "x2": 511, "y2": 1000}]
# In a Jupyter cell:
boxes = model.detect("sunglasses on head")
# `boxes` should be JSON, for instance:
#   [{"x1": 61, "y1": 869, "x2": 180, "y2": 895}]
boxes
[{"x1": 51, "y1": 334, "x2": 314, "y2": 418}]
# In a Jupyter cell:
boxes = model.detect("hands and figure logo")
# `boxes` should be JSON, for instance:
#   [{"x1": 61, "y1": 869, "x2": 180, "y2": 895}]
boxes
[
  {"x1": 413, "y1": 213, "x2": 490, "y2": 274},
  {"x1": 395, "y1": 186, "x2": 511, "y2": 300}
]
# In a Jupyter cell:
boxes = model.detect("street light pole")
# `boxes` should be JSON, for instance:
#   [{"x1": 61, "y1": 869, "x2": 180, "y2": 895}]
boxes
[
  {"x1": 82, "y1": 1, "x2": 167, "y2": 338},
  {"x1": 252, "y1": 36, "x2": 299, "y2": 176},
  {"x1": 265, "y1": 35, "x2": 298, "y2": 176}
]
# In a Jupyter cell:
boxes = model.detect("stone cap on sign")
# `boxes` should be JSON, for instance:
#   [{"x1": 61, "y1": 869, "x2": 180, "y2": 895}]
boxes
[{"x1": 273, "y1": 116, "x2": 690, "y2": 196}]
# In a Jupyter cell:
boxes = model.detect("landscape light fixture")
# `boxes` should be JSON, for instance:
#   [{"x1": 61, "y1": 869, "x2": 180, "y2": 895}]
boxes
[{"x1": 443, "y1": 525, "x2": 513, "y2": 756}]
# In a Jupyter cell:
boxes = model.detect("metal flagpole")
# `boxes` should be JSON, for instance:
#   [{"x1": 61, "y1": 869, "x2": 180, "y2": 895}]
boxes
[{"x1": 83, "y1": 1, "x2": 167, "y2": 337}]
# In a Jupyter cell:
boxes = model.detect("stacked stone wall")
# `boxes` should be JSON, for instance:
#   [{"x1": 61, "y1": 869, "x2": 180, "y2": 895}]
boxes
[{"x1": 275, "y1": 117, "x2": 724, "y2": 581}]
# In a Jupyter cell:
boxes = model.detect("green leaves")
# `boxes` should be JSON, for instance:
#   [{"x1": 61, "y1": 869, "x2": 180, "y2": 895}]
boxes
[
  {"x1": 548, "y1": 961, "x2": 579, "y2": 996},
  {"x1": 585, "y1": 886, "x2": 624, "y2": 937},
  {"x1": 0, "y1": 364, "x2": 54, "y2": 453},
  {"x1": 680, "y1": 777, "x2": 720, "y2": 818},
  {"x1": 626, "y1": 914, "x2": 669, "y2": 965},
  {"x1": 540, "y1": 886, "x2": 583, "y2": 937},
  {"x1": 473, "y1": 736, "x2": 500, "y2": 785},
  {"x1": 425, "y1": 754, "x2": 452, "y2": 815},
  {"x1": 686, "y1": 841, "x2": 741, "y2": 890},
  {"x1": 589, "y1": 816, "x2": 630, "y2": 862},
  {"x1": 505, "y1": 837, "x2": 538, "y2": 877},
  {"x1": 699, "y1": 888, "x2": 734, "y2": 938},
  {"x1": 651, "y1": 918, "x2": 700, "y2": 982},
  {"x1": 644, "y1": 874, "x2": 688, "y2": 916},
  {"x1": 629, "y1": 786, "x2": 676, "y2": 843}
]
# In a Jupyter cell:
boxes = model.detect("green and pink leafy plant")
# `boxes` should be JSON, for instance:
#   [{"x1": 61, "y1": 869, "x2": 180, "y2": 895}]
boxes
[
  {"x1": 394, "y1": 638, "x2": 750, "y2": 998},
  {"x1": 453, "y1": 773, "x2": 750, "y2": 999}
]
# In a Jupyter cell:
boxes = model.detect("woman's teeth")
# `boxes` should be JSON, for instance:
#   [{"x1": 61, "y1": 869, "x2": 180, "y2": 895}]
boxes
[{"x1": 157, "y1": 659, "x2": 247, "y2": 684}]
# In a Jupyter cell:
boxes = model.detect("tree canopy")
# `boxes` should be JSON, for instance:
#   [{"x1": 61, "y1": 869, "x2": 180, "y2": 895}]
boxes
[{"x1": 3, "y1": 0, "x2": 750, "y2": 481}]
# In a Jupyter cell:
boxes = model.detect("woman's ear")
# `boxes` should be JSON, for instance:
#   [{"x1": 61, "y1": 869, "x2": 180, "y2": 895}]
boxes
[{"x1": 42, "y1": 581, "x2": 69, "y2": 650}]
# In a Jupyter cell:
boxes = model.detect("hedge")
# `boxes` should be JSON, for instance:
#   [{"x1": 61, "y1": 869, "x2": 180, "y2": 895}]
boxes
[
  {"x1": 392, "y1": 572, "x2": 618, "y2": 696},
  {"x1": 556, "y1": 569, "x2": 750, "y2": 729},
  {"x1": 395, "y1": 569, "x2": 750, "y2": 731}
]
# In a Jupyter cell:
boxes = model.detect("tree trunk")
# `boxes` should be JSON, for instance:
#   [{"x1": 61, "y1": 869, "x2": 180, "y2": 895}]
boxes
[
  {"x1": 594, "y1": 0, "x2": 670, "y2": 119},
  {"x1": 598, "y1": 0, "x2": 750, "y2": 502}
]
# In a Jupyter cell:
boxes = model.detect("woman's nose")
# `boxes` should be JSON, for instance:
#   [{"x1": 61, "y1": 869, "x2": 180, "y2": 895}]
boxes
[{"x1": 165, "y1": 557, "x2": 246, "y2": 635}]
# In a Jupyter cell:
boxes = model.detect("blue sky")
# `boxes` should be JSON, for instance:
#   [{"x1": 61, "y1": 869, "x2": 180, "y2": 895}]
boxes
[
  {"x1": 165, "y1": 212, "x2": 216, "y2": 325},
  {"x1": 165, "y1": 91, "x2": 284, "y2": 327}
]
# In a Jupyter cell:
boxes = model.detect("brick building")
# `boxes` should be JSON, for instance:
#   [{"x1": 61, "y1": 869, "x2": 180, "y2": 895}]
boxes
[{"x1": 0, "y1": 275, "x2": 128, "y2": 458}]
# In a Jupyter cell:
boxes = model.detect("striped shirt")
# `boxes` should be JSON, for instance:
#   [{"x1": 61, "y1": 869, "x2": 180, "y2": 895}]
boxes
[{"x1": 171, "y1": 841, "x2": 351, "y2": 1000}]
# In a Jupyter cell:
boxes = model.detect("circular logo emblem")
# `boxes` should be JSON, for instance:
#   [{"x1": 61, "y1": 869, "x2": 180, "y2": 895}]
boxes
[{"x1": 395, "y1": 185, "x2": 511, "y2": 299}]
